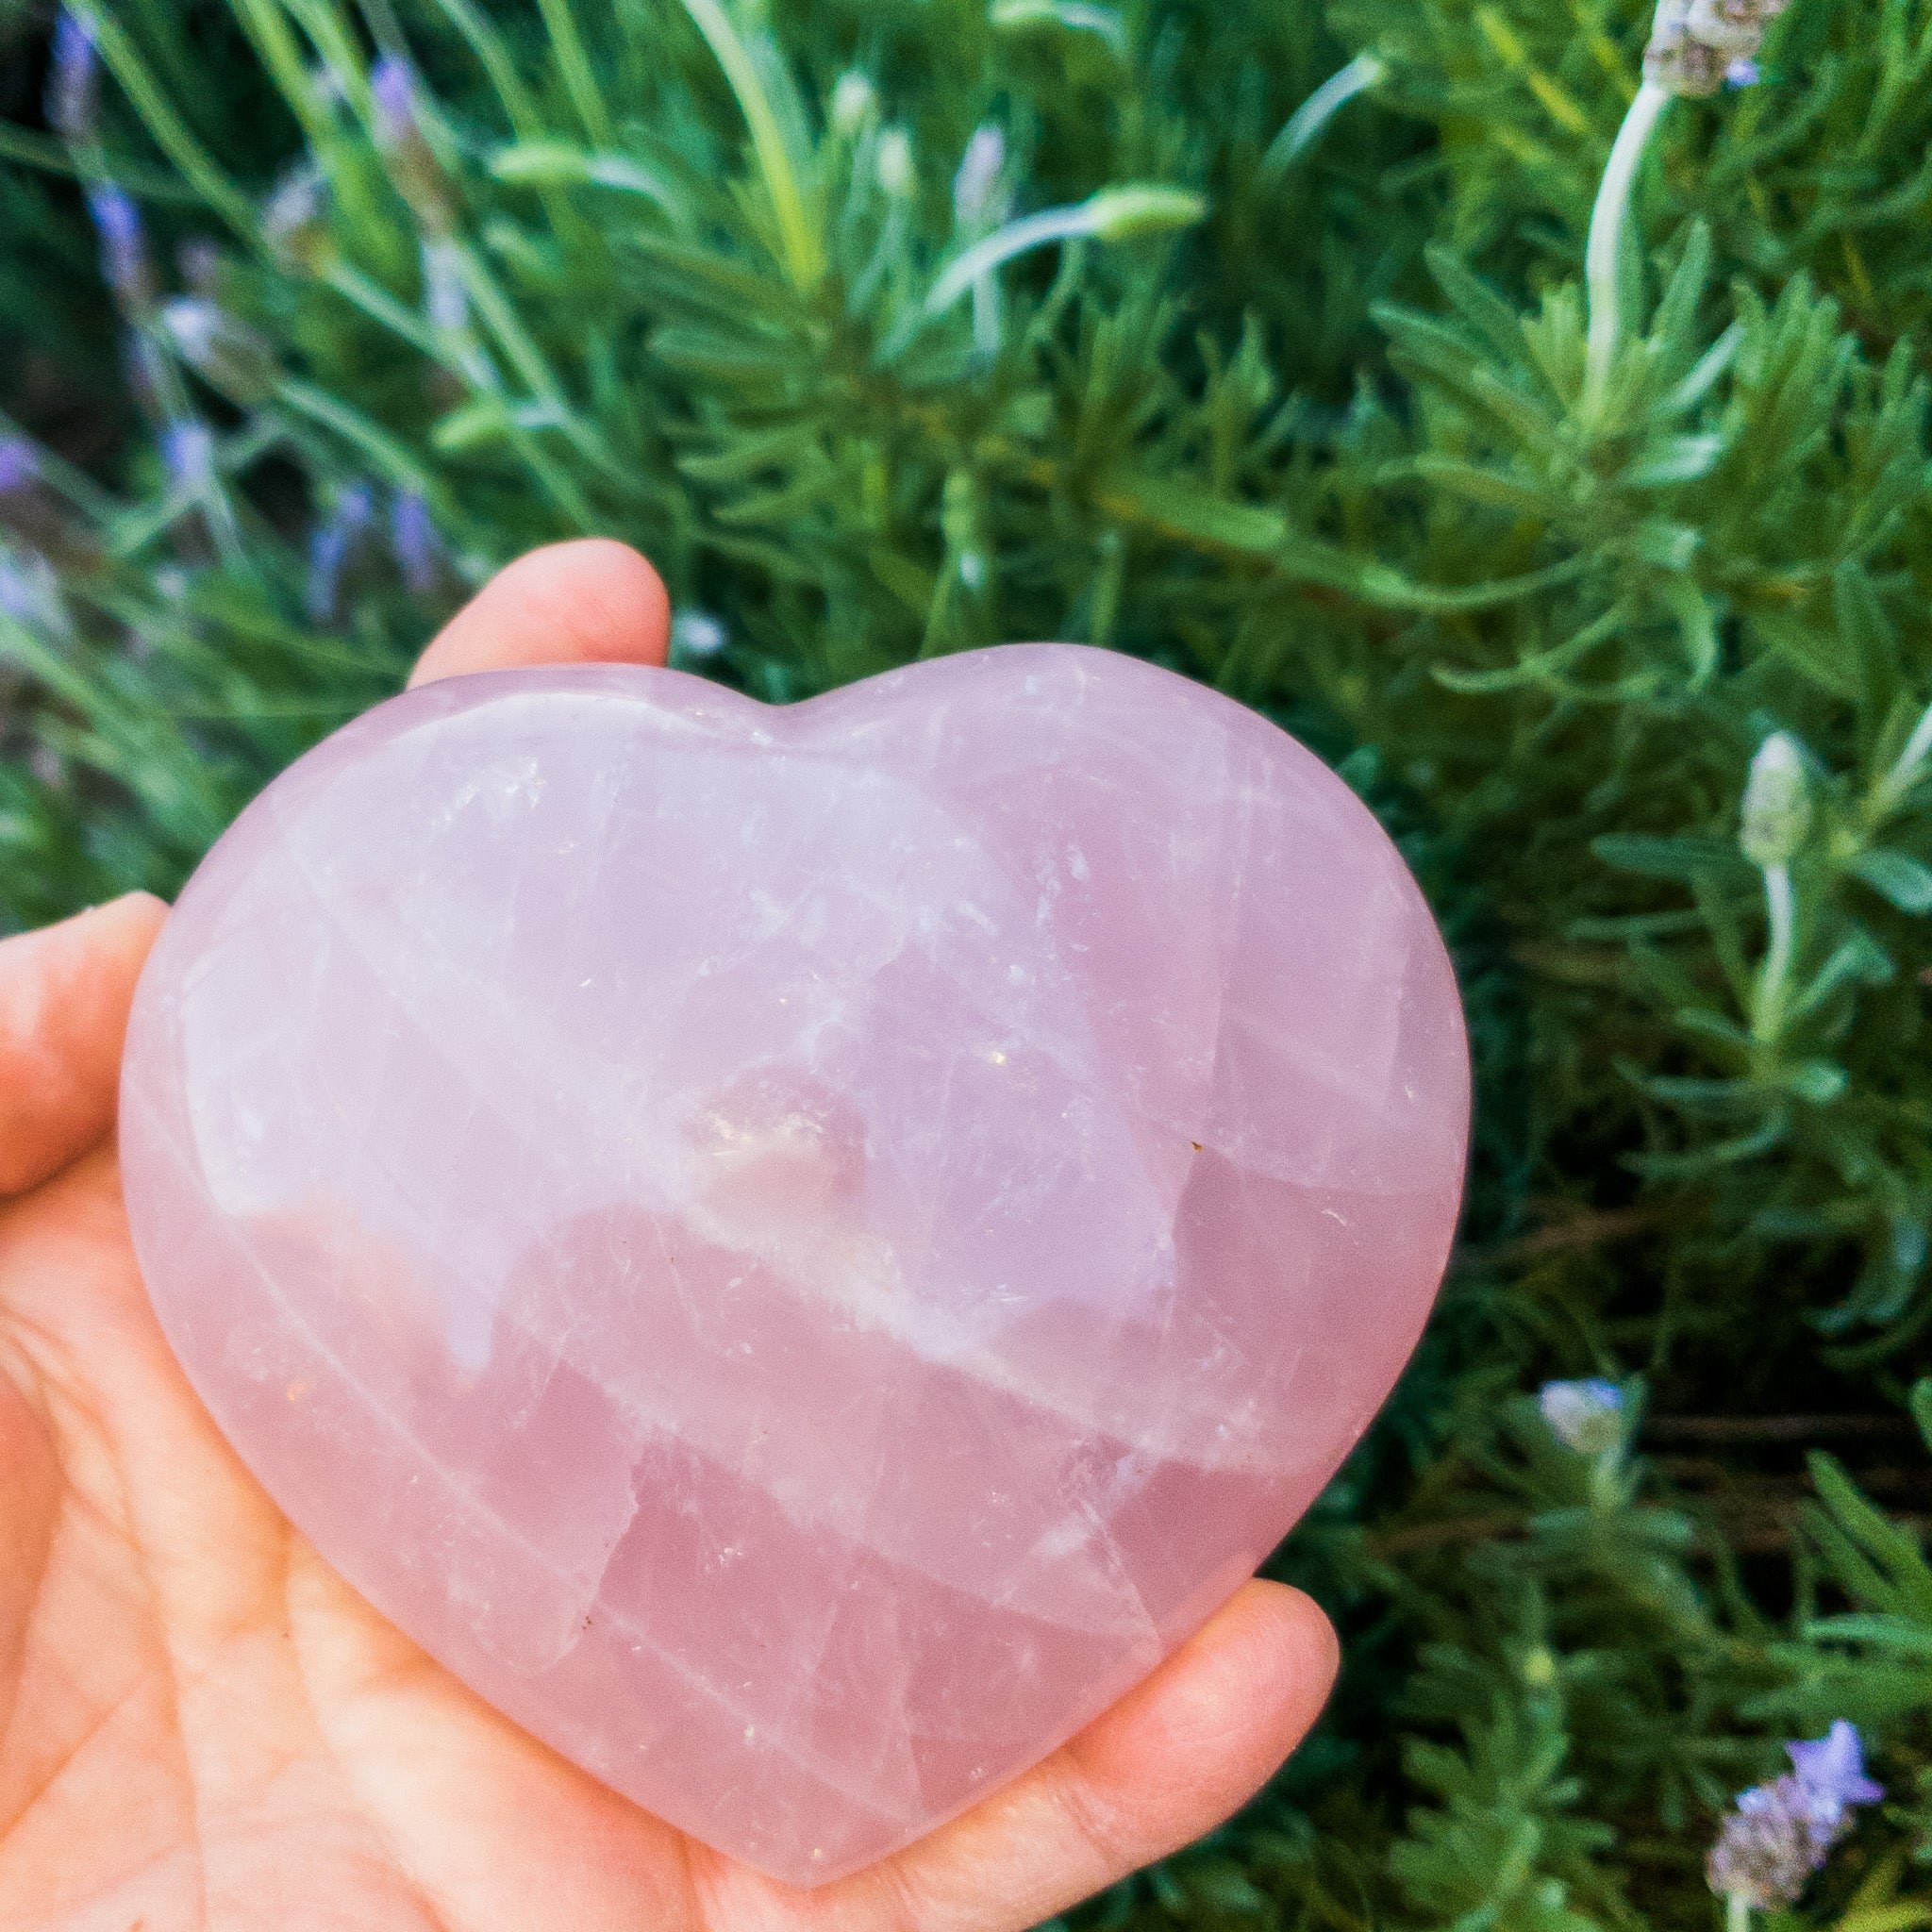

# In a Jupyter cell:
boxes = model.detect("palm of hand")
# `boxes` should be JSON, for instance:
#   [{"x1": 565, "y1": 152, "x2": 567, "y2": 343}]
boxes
[{"x1": 0, "y1": 544, "x2": 1335, "y2": 1932}]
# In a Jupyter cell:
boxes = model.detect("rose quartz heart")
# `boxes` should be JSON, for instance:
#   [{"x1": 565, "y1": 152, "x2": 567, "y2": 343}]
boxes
[{"x1": 120, "y1": 642, "x2": 1468, "y2": 1884}]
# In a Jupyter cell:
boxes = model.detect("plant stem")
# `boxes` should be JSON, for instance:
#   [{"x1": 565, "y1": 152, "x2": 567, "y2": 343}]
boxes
[
  {"x1": 1725, "y1": 1892, "x2": 1752, "y2": 1932},
  {"x1": 1582, "y1": 78, "x2": 1669, "y2": 421},
  {"x1": 681, "y1": 0, "x2": 823, "y2": 293},
  {"x1": 1753, "y1": 860, "x2": 1795, "y2": 1043},
  {"x1": 922, "y1": 186, "x2": 1204, "y2": 318},
  {"x1": 535, "y1": 0, "x2": 613, "y2": 148}
]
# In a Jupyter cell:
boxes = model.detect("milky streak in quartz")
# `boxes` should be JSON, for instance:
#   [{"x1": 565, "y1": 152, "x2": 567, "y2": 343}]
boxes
[{"x1": 119, "y1": 643, "x2": 1470, "y2": 1883}]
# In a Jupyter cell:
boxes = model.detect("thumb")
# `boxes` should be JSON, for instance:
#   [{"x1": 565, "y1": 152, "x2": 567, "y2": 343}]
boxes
[{"x1": 408, "y1": 539, "x2": 671, "y2": 688}]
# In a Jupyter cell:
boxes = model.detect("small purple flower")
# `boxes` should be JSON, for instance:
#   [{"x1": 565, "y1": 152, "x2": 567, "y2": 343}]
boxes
[
  {"x1": 1539, "y1": 1378, "x2": 1624, "y2": 1454},
  {"x1": 161, "y1": 419, "x2": 214, "y2": 491},
  {"x1": 47, "y1": 10, "x2": 99, "y2": 141},
  {"x1": 1788, "y1": 1720, "x2": 1885, "y2": 1824},
  {"x1": 0, "y1": 438, "x2": 40, "y2": 495},
  {"x1": 307, "y1": 483, "x2": 375, "y2": 624},
  {"x1": 1724, "y1": 57, "x2": 1761, "y2": 86},
  {"x1": 370, "y1": 56, "x2": 418, "y2": 147},
  {"x1": 391, "y1": 489, "x2": 439, "y2": 594},
  {"x1": 371, "y1": 58, "x2": 455, "y2": 229},
  {"x1": 87, "y1": 182, "x2": 153, "y2": 305},
  {"x1": 1707, "y1": 1724, "x2": 1883, "y2": 1907}
]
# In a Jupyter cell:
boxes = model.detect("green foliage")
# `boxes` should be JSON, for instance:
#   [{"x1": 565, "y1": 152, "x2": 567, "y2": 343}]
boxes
[{"x1": 7, "y1": 0, "x2": 1932, "y2": 1923}]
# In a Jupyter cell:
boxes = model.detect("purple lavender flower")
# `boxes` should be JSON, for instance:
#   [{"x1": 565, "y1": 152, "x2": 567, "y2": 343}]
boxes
[
  {"x1": 87, "y1": 182, "x2": 153, "y2": 306},
  {"x1": 370, "y1": 56, "x2": 419, "y2": 148},
  {"x1": 307, "y1": 483, "x2": 375, "y2": 624},
  {"x1": 161, "y1": 419, "x2": 214, "y2": 492},
  {"x1": 1539, "y1": 1378, "x2": 1624, "y2": 1454},
  {"x1": 1707, "y1": 1723, "x2": 1883, "y2": 1907},
  {"x1": 47, "y1": 10, "x2": 99, "y2": 142},
  {"x1": 0, "y1": 438, "x2": 39, "y2": 495},
  {"x1": 391, "y1": 489, "x2": 439, "y2": 594},
  {"x1": 1788, "y1": 1721, "x2": 1885, "y2": 1824},
  {"x1": 1646, "y1": 0, "x2": 1789, "y2": 97},
  {"x1": 370, "y1": 55, "x2": 455, "y2": 229}
]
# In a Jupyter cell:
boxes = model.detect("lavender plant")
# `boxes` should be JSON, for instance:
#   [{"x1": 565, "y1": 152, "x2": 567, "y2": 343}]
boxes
[{"x1": 4, "y1": 0, "x2": 1932, "y2": 1924}]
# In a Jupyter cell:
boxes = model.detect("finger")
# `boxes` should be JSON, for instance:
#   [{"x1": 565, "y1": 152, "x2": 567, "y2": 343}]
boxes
[
  {"x1": 408, "y1": 539, "x2": 671, "y2": 688},
  {"x1": 876, "y1": 1582, "x2": 1337, "y2": 1931},
  {"x1": 0, "y1": 892, "x2": 168, "y2": 1197},
  {"x1": 690, "y1": 1580, "x2": 1339, "y2": 1932}
]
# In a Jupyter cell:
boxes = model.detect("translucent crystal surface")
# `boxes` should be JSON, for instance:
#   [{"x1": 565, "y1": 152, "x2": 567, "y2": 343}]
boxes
[{"x1": 119, "y1": 643, "x2": 1469, "y2": 1884}]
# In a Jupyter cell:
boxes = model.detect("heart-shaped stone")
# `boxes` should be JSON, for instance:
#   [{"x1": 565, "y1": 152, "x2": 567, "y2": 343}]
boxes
[{"x1": 120, "y1": 643, "x2": 1468, "y2": 1884}]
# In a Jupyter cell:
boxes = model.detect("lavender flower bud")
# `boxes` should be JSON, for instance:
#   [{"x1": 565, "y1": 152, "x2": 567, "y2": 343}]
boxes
[
  {"x1": 0, "y1": 439, "x2": 39, "y2": 495},
  {"x1": 87, "y1": 183, "x2": 154, "y2": 307},
  {"x1": 830, "y1": 71, "x2": 876, "y2": 138},
  {"x1": 369, "y1": 56, "x2": 417, "y2": 148},
  {"x1": 47, "y1": 10, "x2": 99, "y2": 142},
  {"x1": 263, "y1": 162, "x2": 331, "y2": 272},
  {"x1": 1539, "y1": 1378, "x2": 1624, "y2": 1454},
  {"x1": 1740, "y1": 732, "x2": 1811, "y2": 868},
  {"x1": 1707, "y1": 1724, "x2": 1881, "y2": 1907},
  {"x1": 1645, "y1": 0, "x2": 1788, "y2": 98},
  {"x1": 953, "y1": 125, "x2": 1008, "y2": 230},
  {"x1": 307, "y1": 483, "x2": 375, "y2": 624},
  {"x1": 877, "y1": 127, "x2": 915, "y2": 199},
  {"x1": 161, "y1": 297, "x2": 278, "y2": 404},
  {"x1": 391, "y1": 489, "x2": 439, "y2": 595},
  {"x1": 371, "y1": 57, "x2": 454, "y2": 229},
  {"x1": 161, "y1": 419, "x2": 214, "y2": 493}
]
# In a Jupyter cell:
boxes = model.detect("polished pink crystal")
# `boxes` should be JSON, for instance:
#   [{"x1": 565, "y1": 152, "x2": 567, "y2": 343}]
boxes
[{"x1": 119, "y1": 643, "x2": 1469, "y2": 1884}]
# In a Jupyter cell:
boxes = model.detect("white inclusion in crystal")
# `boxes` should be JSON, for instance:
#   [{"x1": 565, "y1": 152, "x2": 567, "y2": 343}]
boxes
[
  {"x1": 443, "y1": 1281, "x2": 495, "y2": 1376},
  {"x1": 1068, "y1": 846, "x2": 1090, "y2": 880}
]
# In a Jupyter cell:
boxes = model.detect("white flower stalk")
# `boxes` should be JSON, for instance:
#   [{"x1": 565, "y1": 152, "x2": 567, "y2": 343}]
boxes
[
  {"x1": 954, "y1": 126, "x2": 1011, "y2": 355},
  {"x1": 989, "y1": 0, "x2": 1127, "y2": 59},
  {"x1": 1582, "y1": 0, "x2": 1789, "y2": 419},
  {"x1": 924, "y1": 184, "x2": 1206, "y2": 318},
  {"x1": 1740, "y1": 732, "x2": 1810, "y2": 1043},
  {"x1": 1261, "y1": 53, "x2": 1385, "y2": 178}
]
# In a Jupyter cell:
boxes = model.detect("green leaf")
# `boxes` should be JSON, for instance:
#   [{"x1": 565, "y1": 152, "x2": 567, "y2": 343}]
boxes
[{"x1": 1850, "y1": 848, "x2": 1932, "y2": 913}]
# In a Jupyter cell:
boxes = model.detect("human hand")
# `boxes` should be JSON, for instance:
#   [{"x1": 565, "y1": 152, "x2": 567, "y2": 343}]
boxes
[{"x1": 0, "y1": 541, "x2": 1338, "y2": 1930}]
